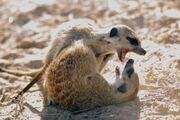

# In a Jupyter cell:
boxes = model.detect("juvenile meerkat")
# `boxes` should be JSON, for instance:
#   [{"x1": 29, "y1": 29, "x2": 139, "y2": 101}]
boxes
[
  {"x1": 0, "y1": 19, "x2": 146, "y2": 99},
  {"x1": 45, "y1": 39, "x2": 139, "y2": 111}
]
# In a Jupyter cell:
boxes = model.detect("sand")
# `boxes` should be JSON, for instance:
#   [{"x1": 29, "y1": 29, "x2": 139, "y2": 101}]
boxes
[{"x1": 0, "y1": 0, "x2": 179, "y2": 120}]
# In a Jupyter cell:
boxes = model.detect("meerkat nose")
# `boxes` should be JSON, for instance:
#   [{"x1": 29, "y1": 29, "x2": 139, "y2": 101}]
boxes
[
  {"x1": 127, "y1": 59, "x2": 134, "y2": 64},
  {"x1": 124, "y1": 59, "x2": 134, "y2": 70}
]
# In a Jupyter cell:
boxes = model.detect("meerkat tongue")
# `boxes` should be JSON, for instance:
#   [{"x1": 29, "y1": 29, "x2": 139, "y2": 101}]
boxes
[{"x1": 117, "y1": 49, "x2": 129, "y2": 62}]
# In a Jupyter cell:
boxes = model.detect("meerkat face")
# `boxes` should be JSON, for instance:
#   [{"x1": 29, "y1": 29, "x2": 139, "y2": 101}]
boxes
[
  {"x1": 117, "y1": 59, "x2": 136, "y2": 93},
  {"x1": 105, "y1": 25, "x2": 146, "y2": 62},
  {"x1": 122, "y1": 59, "x2": 135, "y2": 79}
]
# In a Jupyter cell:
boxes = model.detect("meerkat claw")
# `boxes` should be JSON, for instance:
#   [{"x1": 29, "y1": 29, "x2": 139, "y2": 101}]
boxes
[{"x1": 115, "y1": 66, "x2": 120, "y2": 76}]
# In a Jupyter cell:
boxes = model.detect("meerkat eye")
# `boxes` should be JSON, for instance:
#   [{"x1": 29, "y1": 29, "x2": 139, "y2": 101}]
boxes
[
  {"x1": 110, "y1": 27, "x2": 118, "y2": 37},
  {"x1": 126, "y1": 36, "x2": 138, "y2": 46}
]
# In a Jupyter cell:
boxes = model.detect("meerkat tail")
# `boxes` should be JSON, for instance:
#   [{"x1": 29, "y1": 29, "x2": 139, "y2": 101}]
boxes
[
  {"x1": 14, "y1": 70, "x2": 43, "y2": 99},
  {"x1": 0, "y1": 67, "x2": 41, "y2": 77},
  {"x1": 13, "y1": 64, "x2": 48, "y2": 100}
]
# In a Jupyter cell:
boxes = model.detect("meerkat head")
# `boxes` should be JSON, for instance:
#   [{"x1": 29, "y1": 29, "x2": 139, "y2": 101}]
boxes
[
  {"x1": 105, "y1": 25, "x2": 146, "y2": 62},
  {"x1": 122, "y1": 59, "x2": 135, "y2": 79},
  {"x1": 117, "y1": 59, "x2": 138, "y2": 93}
]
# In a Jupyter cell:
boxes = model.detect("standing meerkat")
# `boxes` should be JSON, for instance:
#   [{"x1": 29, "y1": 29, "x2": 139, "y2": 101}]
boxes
[
  {"x1": 44, "y1": 39, "x2": 139, "y2": 111},
  {"x1": 0, "y1": 19, "x2": 146, "y2": 99}
]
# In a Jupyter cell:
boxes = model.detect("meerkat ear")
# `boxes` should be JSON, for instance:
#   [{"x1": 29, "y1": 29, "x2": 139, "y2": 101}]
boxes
[{"x1": 110, "y1": 27, "x2": 118, "y2": 37}]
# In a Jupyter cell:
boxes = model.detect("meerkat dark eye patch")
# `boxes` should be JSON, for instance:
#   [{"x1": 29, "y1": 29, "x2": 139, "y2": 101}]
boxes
[
  {"x1": 117, "y1": 83, "x2": 127, "y2": 93},
  {"x1": 126, "y1": 68, "x2": 134, "y2": 78},
  {"x1": 110, "y1": 27, "x2": 118, "y2": 37},
  {"x1": 126, "y1": 37, "x2": 138, "y2": 46}
]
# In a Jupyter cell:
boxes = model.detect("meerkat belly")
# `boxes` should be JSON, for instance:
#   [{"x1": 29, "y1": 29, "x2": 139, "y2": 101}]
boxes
[{"x1": 45, "y1": 44, "x2": 98, "y2": 110}]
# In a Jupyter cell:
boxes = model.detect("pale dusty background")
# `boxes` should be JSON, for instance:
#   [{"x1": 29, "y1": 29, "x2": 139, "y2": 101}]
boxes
[{"x1": 0, "y1": 0, "x2": 179, "y2": 120}]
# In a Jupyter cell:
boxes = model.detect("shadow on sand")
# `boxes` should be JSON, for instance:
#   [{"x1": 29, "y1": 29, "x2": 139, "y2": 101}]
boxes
[{"x1": 40, "y1": 98, "x2": 140, "y2": 120}]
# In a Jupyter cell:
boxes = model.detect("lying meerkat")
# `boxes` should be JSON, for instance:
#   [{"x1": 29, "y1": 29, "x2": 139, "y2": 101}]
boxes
[
  {"x1": 0, "y1": 19, "x2": 146, "y2": 99},
  {"x1": 45, "y1": 39, "x2": 139, "y2": 111}
]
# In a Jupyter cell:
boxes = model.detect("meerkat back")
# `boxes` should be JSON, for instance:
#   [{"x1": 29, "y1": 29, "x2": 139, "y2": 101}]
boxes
[{"x1": 45, "y1": 19, "x2": 96, "y2": 65}]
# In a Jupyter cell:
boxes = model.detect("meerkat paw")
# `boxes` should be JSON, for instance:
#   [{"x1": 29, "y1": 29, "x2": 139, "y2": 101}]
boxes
[
  {"x1": 114, "y1": 66, "x2": 124, "y2": 89},
  {"x1": 115, "y1": 66, "x2": 120, "y2": 76},
  {"x1": 115, "y1": 66, "x2": 123, "y2": 85},
  {"x1": 115, "y1": 66, "x2": 121, "y2": 83},
  {"x1": 44, "y1": 95, "x2": 57, "y2": 106},
  {"x1": 116, "y1": 67, "x2": 127, "y2": 93}
]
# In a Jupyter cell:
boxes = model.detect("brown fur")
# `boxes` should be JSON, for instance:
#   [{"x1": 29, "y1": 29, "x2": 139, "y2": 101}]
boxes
[{"x1": 45, "y1": 40, "x2": 139, "y2": 111}]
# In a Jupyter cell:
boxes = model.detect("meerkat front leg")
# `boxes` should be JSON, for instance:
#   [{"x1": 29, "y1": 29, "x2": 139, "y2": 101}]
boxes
[
  {"x1": 113, "y1": 66, "x2": 127, "y2": 93},
  {"x1": 43, "y1": 79, "x2": 57, "y2": 106},
  {"x1": 98, "y1": 53, "x2": 114, "y2": 72}
]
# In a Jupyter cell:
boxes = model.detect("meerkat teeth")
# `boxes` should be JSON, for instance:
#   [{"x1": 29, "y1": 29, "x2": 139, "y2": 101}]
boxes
[{"x1": 117, "y1": 48, "x2": 129, "y2": 62}]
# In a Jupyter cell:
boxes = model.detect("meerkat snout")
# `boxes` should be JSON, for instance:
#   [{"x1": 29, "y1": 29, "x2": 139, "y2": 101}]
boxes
[
  {"x1": 132, "y1": 46, "x2": 146, "y2": 55},
  {"x1": 125, "y1": 59, "x2": 134, "y2": 67},
  {"x1": 126, "y1": 36, "x2": 146, "y2": 55},
  {"x1": 116, "y1": 59, "x2": 136, "y2": 93},
  {"x1": 123, "y1": 59, "x2": 135, "y2": 78}
]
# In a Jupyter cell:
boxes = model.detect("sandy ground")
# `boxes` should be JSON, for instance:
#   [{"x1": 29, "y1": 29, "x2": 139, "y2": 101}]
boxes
[{"x1": 0, "y1": 0, "x2": 179, "y2": 120}]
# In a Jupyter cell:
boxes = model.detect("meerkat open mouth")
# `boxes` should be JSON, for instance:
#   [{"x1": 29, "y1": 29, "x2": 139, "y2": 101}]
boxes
[
  {"x1": 117, "y1": 49, "x2": 131, "y2": 62},
  {"x1": 117, "y1": 47, "x2": 146, "y2": 62}
]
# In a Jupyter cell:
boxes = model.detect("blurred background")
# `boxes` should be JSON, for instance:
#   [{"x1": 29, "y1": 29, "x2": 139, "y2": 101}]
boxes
[{"x1": 0, "y1": 0, "x2": 179, "y2": 120}]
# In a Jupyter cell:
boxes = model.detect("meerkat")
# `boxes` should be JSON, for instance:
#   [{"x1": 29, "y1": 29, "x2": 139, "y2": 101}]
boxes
[
  {"x1": 44, "y1": 39, "x2": 139, "y2": 111},
  {"x1": 0, "y1": 19, "x2": 146, "y2": 99}
]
